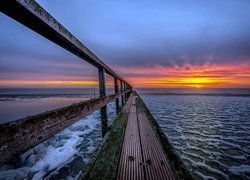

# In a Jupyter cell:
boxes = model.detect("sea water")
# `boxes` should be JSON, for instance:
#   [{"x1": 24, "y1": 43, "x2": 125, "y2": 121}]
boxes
[
  {"x1": 1, "y1": 88, "x2": 250, "y2": 179},
  {"x1": 0, "y1": 88, "x2": 117, "y2": 124},
  {"x1": 140, "y1": 89, "x2": 250, "y2": 179},
  {"x1": 0, "y1": 88, "x2": 117, "y2": 179}
]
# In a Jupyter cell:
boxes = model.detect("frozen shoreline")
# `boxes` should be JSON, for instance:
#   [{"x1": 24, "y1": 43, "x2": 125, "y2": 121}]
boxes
[{"x1": 0, "y1": 102, "x2": 116, "y2": 180}]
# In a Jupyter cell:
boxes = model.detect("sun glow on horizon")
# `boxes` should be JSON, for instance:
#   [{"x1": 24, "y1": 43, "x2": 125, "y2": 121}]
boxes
[
  {"x1": 118, "y1": 64, "x2": 250, "y2": 89},
  {"x1": 0, "y1": 64, "x2": 249, "y2": 89},
  {"x1": 0, "y1": 80, "x2": 98, "y2": 88},
  {"x1": 178, "y1": 77, "x2": 226, "y2": 88}
]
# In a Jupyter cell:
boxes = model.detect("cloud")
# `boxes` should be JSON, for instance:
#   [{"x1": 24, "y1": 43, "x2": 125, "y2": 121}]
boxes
[{"x1": 1, "y1": 0, "x2": 250, "y2": 88}]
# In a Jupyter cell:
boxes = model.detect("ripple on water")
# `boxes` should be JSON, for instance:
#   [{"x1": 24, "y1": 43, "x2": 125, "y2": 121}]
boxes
[{"x1": 142, "y1": 95, "x2": 250, "y2": 179}]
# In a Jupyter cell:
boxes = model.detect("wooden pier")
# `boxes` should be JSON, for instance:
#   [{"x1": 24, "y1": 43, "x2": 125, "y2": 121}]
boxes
[
  {"x1": 83, "y1": 92, "x2": 193, "y2": 180},
  {"x1": 117, "y1": 94, "x2": 174, "y2": 180},
  {"x1": 0, "y1": 1, "x2": 193, "y2": 179},
  {"x1": 0, "y1": 0, "x2": 132, "y2": 165}
]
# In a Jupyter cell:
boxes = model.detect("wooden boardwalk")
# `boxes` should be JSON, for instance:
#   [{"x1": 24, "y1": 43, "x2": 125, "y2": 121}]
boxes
[
  {"x1": 117, "y1": 95, "x2": 174, "y2": 180},
  {"x1": 1, "y1": 2, "x2": 191, "y2": 179}
]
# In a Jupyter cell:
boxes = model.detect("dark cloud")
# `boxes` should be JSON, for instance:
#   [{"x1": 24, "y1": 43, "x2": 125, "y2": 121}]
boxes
[{"x1": 1, "y1": 0, "x2": 250, "y2": 82}]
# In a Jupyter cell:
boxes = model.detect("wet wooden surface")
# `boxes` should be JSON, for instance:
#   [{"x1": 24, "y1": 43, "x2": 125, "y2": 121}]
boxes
[
  {"x1": 117, "y1": 95, "x2": 175, "y2": 180},
  {"x1": 117, "y1": 97, "x2": 144, "y2": 180},
  {"x1": 83, "y1": 94, "x2": 133, "y2": 180}
]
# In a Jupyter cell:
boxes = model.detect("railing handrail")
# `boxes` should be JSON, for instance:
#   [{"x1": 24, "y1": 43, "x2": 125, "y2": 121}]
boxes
[
  {"x1": 0, "y1": 0, "x2": 133, "y2": 165},
  {"x1": 0, "y1": 0, "x2": 131, "y2": 87},
  {"x1": 0, "y1": 90, "x2": 132, "y2": 165}
]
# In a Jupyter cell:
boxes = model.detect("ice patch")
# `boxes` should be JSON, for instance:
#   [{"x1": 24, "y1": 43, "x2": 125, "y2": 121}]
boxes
[{"x1": 0, "y1": 109, "x2": 104, "y2": 180}]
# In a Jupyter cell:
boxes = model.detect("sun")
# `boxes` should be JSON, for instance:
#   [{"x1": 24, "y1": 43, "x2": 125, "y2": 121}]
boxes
[
  {"x1": 180, "y1": 77, "x2": 214, "y2": 88},
  {"x1": 189, "y1": 84, "x2": 203, "y2": 88}
]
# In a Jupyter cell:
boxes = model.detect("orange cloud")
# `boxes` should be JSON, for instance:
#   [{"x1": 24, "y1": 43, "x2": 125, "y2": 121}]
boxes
[
  {"x1": 116, "y1": 64, "x2": 250, "y2": 88},
  {"x1": 1, "y1": 64, "x2": 249, "y2": 88},
  {"x1": 0, "y1": 80, "x2": 98, "y2": 88}
]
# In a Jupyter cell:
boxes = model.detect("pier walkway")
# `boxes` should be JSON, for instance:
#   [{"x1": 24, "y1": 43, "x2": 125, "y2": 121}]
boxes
[
  {"x1": 83, "y1": 92, "x2": 183, "y2": 180},
  {"x1": 0, "y1": 2, "x2": 192, "y2": 179},
  {"x1": 117, "y1": 95, "x2": 174, "y2": 180}
]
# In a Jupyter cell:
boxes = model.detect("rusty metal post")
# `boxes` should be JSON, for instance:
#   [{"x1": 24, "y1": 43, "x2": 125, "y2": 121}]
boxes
[
  {"x1": 114, "y1": 77, "x2": 119, "y2": 114},
  {"x1": 120, "y1": 80, "x2": 124, "y2": 105},
  {"x1": 99, "y1": 67, "x2": 108, "y2": 137}
]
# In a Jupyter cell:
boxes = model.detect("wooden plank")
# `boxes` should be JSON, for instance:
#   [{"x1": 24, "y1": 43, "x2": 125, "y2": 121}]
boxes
[
  {"x1": 122, "y1": 95, "x2": 133, "y2": 113},
  {"x1": 117, "y1": 94, "x2": 175, "y2": 180},
  {"x1": 130, "y1": 98, "x2": 136, "y2": 113},
  {"x1": 138, "y1": 111, "x2": 174, "y2": 180},
  {"x1": 120, "y1": 80, "x2": 124, "y2": 105},
  {"x1": 98, "y1": 67, "x2": 106, "y2": 98},
  {"x1": 117, "y1": 96, "x2": 144, "y2": 180},
  {"x1": 135, "y1": 92, "x2": 193, "y2": 179},
  {"x1": 124, "y1": 83, "x2": 127, "y2": 101},
  {"x1": 0, "y1": 0, "x2": 129, "y2": 85},
  {"x1": 0, "y1": 90, "x2": 131, "y2": 165}
]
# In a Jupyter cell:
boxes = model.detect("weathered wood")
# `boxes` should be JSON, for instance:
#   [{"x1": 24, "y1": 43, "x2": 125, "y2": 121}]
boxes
[
  {"x1": 117, "y1": 94, "x2": 175, "y2": 180},
  {"x1": 124, "y1": 83, "x2": 128, "y2": 102},
  {"x1": 135, "y1": 92, "x2": 194, "y2": 179},
  {"x1": 98, "y1": 67, "x2": 108, "y2": 137},
  {"x1": 138, "y1": 111, "x2": 174, "y2": 180},
  {"x1": 124, "y1": 83, "x2": 127, "y2": 101},
  {"x1": 0, "y1": 0, "x2": 130, "y2": 86},
  {"x1": 82, "y1": 92, "x2": 192, "y2": 180},
  {"x1": 117, "y1": 96, "x2": 144, "y2": 180},
  {"x1": 114, "y1": 77, "x2": 120, "y2": 114},
  {"x1": 83, "y1": 95, "x2": 133, "y2": 180},
  {"x1": 121, "y1": 94, "x2": 133, "y2": 113},
  {"x1": 120, "y1": 80, "x2": 124, "y2": 105},
  {"x1": 0, "y1": 90, "x2": 131, "y2": 165}
]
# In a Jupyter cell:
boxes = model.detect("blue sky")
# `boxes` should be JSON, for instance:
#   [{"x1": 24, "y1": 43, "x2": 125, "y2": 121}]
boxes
[{"x1": 0, "y1": 0, "x2": 250, "y2": 88}]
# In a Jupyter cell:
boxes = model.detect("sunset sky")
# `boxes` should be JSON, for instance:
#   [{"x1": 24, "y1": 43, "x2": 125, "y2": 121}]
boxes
[{"x1": 0, "y1": 0, "x2": 250, "y2": 88}]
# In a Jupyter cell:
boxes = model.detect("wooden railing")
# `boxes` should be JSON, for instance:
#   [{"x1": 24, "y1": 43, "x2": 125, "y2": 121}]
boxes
[{"x1": 0, "y1": 0, "x2": 132, "y2": 165}]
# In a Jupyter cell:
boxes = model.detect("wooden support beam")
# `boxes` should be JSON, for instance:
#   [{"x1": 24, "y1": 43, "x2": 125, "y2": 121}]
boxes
[
  {"x1": 114, "y1": 77, "x2": 119, "y2": 114},
  {"x1": 98, "y1": 68, "x2": 108, "y2": 137},
  {"x1": 124, "y1": 82, "x2": 127, "y2": 102},
  {"x1": 0, "y1": 90, "x2": 131, "y2": 165},
  {"x1": 120, "y1": 80, "x2": 124, "y2": 105}
]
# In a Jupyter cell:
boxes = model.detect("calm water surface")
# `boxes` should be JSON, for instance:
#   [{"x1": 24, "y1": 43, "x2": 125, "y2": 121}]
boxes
[
  {"x1": 0, "y1": 88, "x2": 117, "y2": 124},
  {"x1": 142, "y1": 95, "x2": 250, "y2": 179}
]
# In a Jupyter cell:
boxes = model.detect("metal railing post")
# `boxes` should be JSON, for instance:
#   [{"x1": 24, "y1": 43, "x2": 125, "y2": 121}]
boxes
[
  {"x1": 98, "y1": 67, "x2": 108, "y2": 137},
  {"x1": 114, "y1": 77, "x2": 119, "y2": 114}
]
